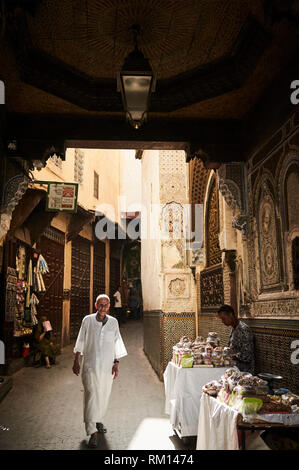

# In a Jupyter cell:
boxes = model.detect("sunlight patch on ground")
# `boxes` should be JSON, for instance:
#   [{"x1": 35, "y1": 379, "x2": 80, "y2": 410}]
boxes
[{"x1": 127, "y1": 417, "x2": 176, "y2": 450}]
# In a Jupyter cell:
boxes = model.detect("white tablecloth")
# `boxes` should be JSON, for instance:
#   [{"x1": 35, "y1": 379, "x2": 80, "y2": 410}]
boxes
[
  {"x1": 196, "y1": 393, "x2": 299, "y2": 450},
  {"x1": 196, "y1": 393, "x2": 239, "y2": 450},
  {"x1": 163, "y1": 362, "x2": 226, "y2": 437}
]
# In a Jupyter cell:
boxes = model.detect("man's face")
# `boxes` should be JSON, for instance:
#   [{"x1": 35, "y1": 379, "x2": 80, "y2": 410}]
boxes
[
  {"x1": 218, "y1": 311, "x2": 233, "y2": 327},
  {"x1": 96, "y1": 299, "x2": 110, "y2": 320}
]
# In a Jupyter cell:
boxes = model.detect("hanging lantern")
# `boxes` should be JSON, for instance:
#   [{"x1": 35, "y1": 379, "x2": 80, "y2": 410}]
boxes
[{"x1": 117, "y1": 45, "x2": 156, "y2": 129}]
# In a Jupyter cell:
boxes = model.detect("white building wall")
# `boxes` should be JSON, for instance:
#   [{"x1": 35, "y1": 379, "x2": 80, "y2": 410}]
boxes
[
  {"x1": 119, "y1": 150, "x2": 142, "y2": 212},
  {"x1": 141, "y1": 150, "x2": 162, "y2": 311}
]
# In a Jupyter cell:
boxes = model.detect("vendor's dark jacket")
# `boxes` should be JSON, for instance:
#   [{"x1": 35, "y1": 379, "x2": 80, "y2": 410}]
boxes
[{"x1": 229, "y1": 320, "x2": 255, "y2": 374}]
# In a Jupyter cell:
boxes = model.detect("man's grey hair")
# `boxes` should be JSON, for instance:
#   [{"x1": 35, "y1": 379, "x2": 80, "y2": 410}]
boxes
[{"x1": 95, "y1": 294, "x2": 110, "y2": 304}]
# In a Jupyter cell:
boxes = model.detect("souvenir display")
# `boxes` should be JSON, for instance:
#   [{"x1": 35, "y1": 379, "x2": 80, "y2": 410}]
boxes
[
  {"x1": 202, "y1": 367, "x2": 299, "y2": 420},
  {"x1": 171, "y1": 332, "x2": 234, "y2": 368},
  {"x1": 11, "y1": 246, "x2": 49, "y2": 338}
]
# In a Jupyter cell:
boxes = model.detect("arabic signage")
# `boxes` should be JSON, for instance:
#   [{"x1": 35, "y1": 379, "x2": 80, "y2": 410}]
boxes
[{"x1": 46, "y1": 182, "x2": 78, "y2": 213}]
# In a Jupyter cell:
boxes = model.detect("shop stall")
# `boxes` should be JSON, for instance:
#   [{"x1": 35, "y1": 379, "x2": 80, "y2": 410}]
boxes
[
  {"x1": 3, "y1": 239, "x2": 50, "y2": 365},
  {"x1": 163, "y1": 331, "x2": 232, "y2": 440},
  {"x1": 197, "y1": 367, "x2": 299, "y2": 450}
]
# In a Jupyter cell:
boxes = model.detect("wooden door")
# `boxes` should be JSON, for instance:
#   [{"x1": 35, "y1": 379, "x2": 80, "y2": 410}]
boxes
[
  {"x1": 93, "y1": 241, "x2": 106, "y2": 304},
  {"x1": 37, "y1": 228, "x2": 64, "y2": 345},
  {"x1": 70, "y1": 236, "x2": 91, "y2": 340},
  {"x1": 109, "y1": 257, "x2": 120, "y2": 301}
]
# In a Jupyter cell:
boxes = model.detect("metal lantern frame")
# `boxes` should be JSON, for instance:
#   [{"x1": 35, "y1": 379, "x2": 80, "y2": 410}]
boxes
[{"x1": 117, "y1": 45, "x2": 156, "y2": 129}]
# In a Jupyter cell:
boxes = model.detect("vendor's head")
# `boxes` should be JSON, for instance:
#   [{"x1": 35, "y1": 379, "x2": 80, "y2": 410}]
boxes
[
  {"x1": 95, "y1": 294, "x2": 110, "y2": 321},
  {"x1": 217, "y1": 304, "x2": 238, "y2": 327}
]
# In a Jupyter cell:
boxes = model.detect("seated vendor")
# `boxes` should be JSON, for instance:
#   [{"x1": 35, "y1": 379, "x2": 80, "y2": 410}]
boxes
[
  {"x1": 217, "y1": 304, "x2": 255, "y2": 374},
  {"x1": 34, "y1": 315, "x2": 60, "y2": 369}
]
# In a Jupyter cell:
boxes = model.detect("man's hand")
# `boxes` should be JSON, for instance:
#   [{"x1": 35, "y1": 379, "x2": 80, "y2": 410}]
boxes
[
  {"x1": 112, "y1": 363, "x2": 119, "y2": 380},
  {"x1": 72, "y1": 361, "x2": 80, "y2": 376}
]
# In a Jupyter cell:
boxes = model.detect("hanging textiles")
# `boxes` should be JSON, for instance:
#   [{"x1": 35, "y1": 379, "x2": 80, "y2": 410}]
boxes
[
  {"x1": 25, "y1": 260, "x2": 32, "y2": 308},
  {"x1": 34, "y1": 255, "x2": 49, "y2": 292},
  {"x1": 27, "y1": 259, "x2": 33, "y2": 286},
  {"x1": 5, "y1": 267, "x2": 18, "y2": 322},
  {"x1": 16, "y1": 246, "x2": 26, "y2": 280},
  {"x1": 37, "y1": 254, "x2": 49, "y2": 274},
  {"x1": 29, "y1": 293, "x2": 39, "y2": 325}
]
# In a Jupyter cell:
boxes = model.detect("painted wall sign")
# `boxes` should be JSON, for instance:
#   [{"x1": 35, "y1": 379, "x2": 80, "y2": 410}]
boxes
[{"x1": 46, "y1": 182, "x2": 78, "y2": 213}]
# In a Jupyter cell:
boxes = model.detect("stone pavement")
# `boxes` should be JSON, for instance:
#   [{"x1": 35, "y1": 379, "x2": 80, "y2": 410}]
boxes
[{"x1": 0, "y1": 319, "x2": 196, "y2": 450}]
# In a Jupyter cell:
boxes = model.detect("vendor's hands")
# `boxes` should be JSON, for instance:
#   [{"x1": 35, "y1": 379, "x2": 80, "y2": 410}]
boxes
[
  {"x1": 112, "y1": 363, "x2": 119, "y2": 380},
  {"x1": 72, "y1": 361, "x2": 80, "y2": 376}
]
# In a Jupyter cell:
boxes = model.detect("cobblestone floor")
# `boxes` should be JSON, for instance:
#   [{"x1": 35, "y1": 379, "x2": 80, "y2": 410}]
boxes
[{"x1": 0, "y1": 319, "x2": 196, "y2": 450}]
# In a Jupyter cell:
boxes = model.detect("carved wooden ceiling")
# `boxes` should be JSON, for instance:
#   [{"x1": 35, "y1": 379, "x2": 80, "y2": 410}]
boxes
[{"x1": 1, "y1": 0, "x2": 298, "y2": 119}]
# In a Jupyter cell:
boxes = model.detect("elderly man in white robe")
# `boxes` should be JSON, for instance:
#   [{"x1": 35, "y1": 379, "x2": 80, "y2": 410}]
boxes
[{"x1": 72, "y1": 294, "x2": 127, "y2": 448}]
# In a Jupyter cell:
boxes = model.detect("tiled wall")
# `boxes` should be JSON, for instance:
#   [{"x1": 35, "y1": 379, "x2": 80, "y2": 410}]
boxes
[
  {"x1": 245, "y1": 318, "x2": 299, "y2": 393},
  {"x1": 143, "y1": 311, "x2": 195, "y2": 379},
  {"x1": 143, "y1": 311, "x2": 162, "y2": 376},
  {"x1": 197, "y1": 314, "x2": 230, "y2": 346}
]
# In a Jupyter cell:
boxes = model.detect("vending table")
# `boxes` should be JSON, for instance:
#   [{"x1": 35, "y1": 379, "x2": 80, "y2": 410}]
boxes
[
  {"x1": 196, "y1": 393, "x2": 299, "y2": 450},
  {"x1": 163, "y1": 361, "x2": 226, "y2": 439}
]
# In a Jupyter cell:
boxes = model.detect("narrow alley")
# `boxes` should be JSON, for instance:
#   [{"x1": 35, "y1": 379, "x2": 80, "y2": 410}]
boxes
[
  {"x1": 1, "y1": 1, "x2": 299, "y2": 454},
  {"x1": 0, "y1": 320, "x2": 195, "y2": 450}
]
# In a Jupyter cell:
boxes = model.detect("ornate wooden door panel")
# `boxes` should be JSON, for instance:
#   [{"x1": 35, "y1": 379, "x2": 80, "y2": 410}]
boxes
[
  {"x1": 93, "y1": 241, "x2": 106, "y2": 303},
  {"x1": 37, "y1": 228, "x2": 64, "y2": 345},
  {"x1": 207, "y1": 178, "x2": 222, "y2": 267},
  {"x1": 200, "y1": 176, "x2": 224, "y2": 312},
  {"x1": 70, "y1": 236, "x2": 91, "y2": 340}
]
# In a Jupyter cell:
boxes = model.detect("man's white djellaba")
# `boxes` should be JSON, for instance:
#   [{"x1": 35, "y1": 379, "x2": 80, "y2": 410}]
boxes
[{"x1": 74, "y1": 312, "x2": 127, "y2": 424}]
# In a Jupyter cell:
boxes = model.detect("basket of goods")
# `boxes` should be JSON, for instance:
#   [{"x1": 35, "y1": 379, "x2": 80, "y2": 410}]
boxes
[
  {"x1": 206, "y1": 332, "x2": 219, "y2": 348},
  {"x1": 222, "y1": 347, "x2": 234, "y2": 367},
  {"x1": 205, "y1": 343, "x2": 213, "y2": 354},
  {"x1": 212, "y1": 347, "x2": 224, "y2": 367},
  {"x1": 227, "y1": 370, "x2": 248, "y2": 391},
  {"x1": 282, "y1": 393, "x2": 299, "y2": 407},
  {"x1": 193, "y1": 352, "x2": 203, "y2": 367},
  {"x1": 180, "y1": 336, "x2": 192, "y2": 345},
  {"x1": 253, "y1": 378, "x2": 269, "y2": 396},
  {"x1": 172, "y1": 346, "x2": 179, "y2": 365},
  {"x1": 192, "y1": 336, "x2": 205, "y2": 347},
  {"x1": 202, "y1": 352, "x2": 213, "y2": 366},
  {"x1": 259, "y1": 395, "x2": 292, "y2": 414},
  {"x1": 202, "y1": 380, "x2": 222, "y2": 397}
]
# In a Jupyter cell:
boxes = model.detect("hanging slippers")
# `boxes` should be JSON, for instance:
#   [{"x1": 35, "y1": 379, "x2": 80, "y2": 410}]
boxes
[
  {"x1": 96, "y1": 422, "x2": 107, "y2": 433},
  {"x1": 88, "y1": 433, "x2": 98, "y2": 448}
]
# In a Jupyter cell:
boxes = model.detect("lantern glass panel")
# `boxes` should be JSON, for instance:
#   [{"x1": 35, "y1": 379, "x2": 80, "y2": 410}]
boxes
[{"x1": 122, "y1": 75, "x2": 152, "y2": 120}]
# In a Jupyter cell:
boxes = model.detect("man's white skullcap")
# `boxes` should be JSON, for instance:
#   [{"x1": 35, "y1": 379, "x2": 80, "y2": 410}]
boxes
[{"x1": 95, "y1": 294, "x2": 110, "y2": 303}]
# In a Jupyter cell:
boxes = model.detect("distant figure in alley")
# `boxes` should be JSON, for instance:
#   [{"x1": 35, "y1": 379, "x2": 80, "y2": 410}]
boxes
[{"x1": 72, "y1": 294, "x2": 127, "y2": 448}]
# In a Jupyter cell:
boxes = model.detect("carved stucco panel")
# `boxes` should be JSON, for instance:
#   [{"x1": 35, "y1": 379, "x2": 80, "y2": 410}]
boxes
[
  {"x1": 251, "y1": 298, "x2": 299, "y2": 319},
  {"x1": 258, "y1": 188, "x2": 281, "y2": 289},
  {"x1": 162, "y1": 272, "x2": 195, "y2": 313}
]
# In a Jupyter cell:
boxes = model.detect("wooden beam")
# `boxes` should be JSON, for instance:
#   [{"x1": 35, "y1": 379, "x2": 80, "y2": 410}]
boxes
[{"x1": 7, "y1": 188, "x2": 44, "y2": 237}]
